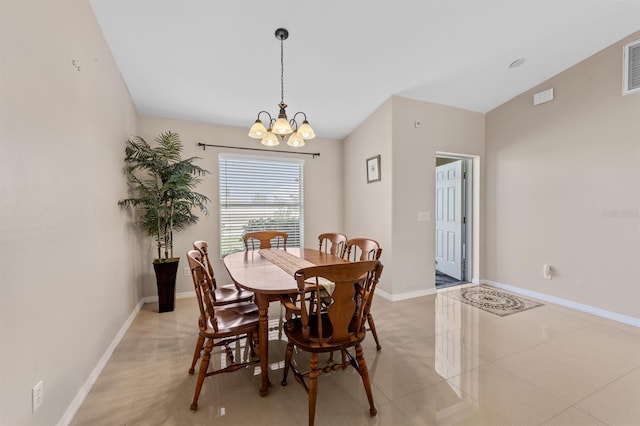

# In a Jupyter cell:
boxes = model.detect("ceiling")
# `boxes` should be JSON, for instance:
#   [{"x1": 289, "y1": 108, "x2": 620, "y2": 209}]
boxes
[{"x1": 89, "y1": 0, "x2": 640, "y2": 140}]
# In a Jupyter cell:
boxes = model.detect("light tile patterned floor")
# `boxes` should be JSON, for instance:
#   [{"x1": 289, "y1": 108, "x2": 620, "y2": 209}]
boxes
[{"x1": 71, "y1": 284, "x2": 640, "y2": 425}]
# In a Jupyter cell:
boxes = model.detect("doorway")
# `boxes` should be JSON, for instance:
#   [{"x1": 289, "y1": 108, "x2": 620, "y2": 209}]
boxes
[{"x1": 435, "y1": 154, "x2": 472, "y2": 288}]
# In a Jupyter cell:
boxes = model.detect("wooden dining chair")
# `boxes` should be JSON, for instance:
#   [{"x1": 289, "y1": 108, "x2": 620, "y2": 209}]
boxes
[
  {"x1": 318, "y1": 232, "x2": 347, "y2": 256},
  {"x1": 189, "y1": 241, "x2": 255, "y2": 374},
  {"x1": 243, "y1": 230, "x2": 288, "y2": 250},
  {"x1": 343, "y1": 238, "x2": 383, "y2": 351},
  {"x1": 343, "y1": 238, "x2": 382, "y2": 263},
  {"x1": 280, "y1": 261, "x2": 384, "y2": 426},
  {"x1": 193, "y1": 240, "x2": 254, "y2": 304},
  {"x1": 307, "y1": 233, "x2": 349, "y2": 315},
  {"x1": 243, "y1": 231, "x2": 289, "y2": 334},
  {"x1": 186, "y1": 249, "x2": 259, "y2": 411}
]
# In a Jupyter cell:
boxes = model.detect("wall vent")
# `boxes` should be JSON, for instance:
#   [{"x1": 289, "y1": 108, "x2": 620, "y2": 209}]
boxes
[{"x1": 623, "y1": 39, "x2": 640, "y2": 95}]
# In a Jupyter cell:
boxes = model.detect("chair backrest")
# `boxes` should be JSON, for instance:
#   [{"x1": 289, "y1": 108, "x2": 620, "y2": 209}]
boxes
[
  {"x1": 343, "y1": 238, "x2": 382, "y2": 262},
  {"x1": 318, "y1": 233, "x2": 348, "y2": 257},
  {"x1": 243, "y1": 231, "x2": 288, "y2": 250},
  {"x1": 193, "y1": 240, "x2": 217, "y2": 289},
  {"x1": 187, "y1": 249, "x2": 218, "y2": 331},
  {"x1": 294, "y1": 260, "x2": 383, "y2": 345}
]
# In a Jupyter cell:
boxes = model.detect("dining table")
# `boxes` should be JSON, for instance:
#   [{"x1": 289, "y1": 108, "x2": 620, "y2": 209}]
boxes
[{"x1": 223, "y1": 247, "x2": 348, "y2": 396}]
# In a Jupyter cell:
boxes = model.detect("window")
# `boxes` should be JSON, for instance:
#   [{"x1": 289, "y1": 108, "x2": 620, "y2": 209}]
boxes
[
  {"x1": 623, "y1": 39, "x2": 640, "y2": 95},
  {"x1": 219, "y1": 154, "x2": 304, "y2": 256}
]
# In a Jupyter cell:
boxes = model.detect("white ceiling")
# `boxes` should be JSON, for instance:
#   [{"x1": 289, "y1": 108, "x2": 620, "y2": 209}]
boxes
[{"x1": 89, "y1": 0, "x2": 640, "y2": 140}]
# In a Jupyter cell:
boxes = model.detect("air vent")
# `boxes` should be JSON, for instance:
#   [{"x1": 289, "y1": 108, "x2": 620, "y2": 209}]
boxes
[{"x1": 623, "y1": 39, "x2": 640, "y2": 95}]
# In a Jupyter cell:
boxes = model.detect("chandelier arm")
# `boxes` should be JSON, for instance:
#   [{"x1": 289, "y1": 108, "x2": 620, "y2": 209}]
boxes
[
  {"x1": 290, "y1": 111, "x2": 308, "y2": 124},
  {"x1": 256, "y1": 110, "x2": 273, "y2": 123}
]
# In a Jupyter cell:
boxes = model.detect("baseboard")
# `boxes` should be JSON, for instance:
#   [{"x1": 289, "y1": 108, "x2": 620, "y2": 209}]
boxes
[
  {"x1": 376, "y1": 279, "x2": 480, "y2": 301},
  {"x1": 376, "y1": 287, "x2": 437, "y2": 302},
  {"x1": 141, "y1": 290, "x2": 195, "y2": 304},
  {"x1": 484, "y1": 280, "x2": 640, "y2": 327},
  {"x1": 57, "y1": 299, "x2": 145, "y2": 426}
]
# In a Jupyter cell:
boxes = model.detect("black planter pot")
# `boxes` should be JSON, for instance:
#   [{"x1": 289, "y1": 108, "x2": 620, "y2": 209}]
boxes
[{"x1": 153, "y1": 258, "x2": 179, "y2": 313}]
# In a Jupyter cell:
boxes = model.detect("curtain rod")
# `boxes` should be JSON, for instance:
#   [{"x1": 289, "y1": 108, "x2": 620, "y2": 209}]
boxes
[{"x1": 197, "y1": 143, "x2": 320, "y2": 158}]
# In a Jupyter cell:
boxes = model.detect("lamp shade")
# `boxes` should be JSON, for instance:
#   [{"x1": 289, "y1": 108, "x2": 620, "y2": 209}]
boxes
[
  {"x1": 248, "y1": 120, "x2": 268, "y2": 139},
  {"x1": 261, "y1": 130, "x2": 280, "y2": 146},
  {"x1": 297, "y1": 120, "x2": 315, "y2": 139},
  {"x1": 273, "y1": 117, "x2": 293, "y2": 135},
  {"x1": 287, "y1": 132, "x2": 305, "y2": 147}
]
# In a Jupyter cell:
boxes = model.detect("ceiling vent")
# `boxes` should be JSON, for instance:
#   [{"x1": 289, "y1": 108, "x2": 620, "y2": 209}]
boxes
[{"x1": 623, "y1": 39, "x2": 640, "y2": 95}]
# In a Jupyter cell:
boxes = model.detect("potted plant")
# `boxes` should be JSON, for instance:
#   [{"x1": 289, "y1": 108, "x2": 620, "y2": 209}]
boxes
[{"x1": 118, "y1": 131, "x2": 209, "y2": 312}]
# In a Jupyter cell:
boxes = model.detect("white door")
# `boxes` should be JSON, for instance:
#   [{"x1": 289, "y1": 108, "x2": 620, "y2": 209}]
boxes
[{"x1": 435, "y1": 160, "x2": 463, "y2": 280}]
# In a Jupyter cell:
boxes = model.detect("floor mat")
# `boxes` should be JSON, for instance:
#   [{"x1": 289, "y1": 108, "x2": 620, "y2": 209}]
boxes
[
  {"x1": 436, "y1": 270, "x2": 464, "y2": 288},
  {"x1": 443, "y1": 285, "x2": 543, "y2": 317}
]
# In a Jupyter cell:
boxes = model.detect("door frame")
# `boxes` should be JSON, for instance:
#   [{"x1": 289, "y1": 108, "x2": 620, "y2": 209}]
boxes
[{"x1": 436, "y1": 152, "x2": 475, "y2": 283}]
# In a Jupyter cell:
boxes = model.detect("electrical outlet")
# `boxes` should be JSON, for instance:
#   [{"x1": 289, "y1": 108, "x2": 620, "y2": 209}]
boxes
[
  {"x1": 418, "y1": 212, "x2": 430, "y2": 221},
  {"x1": 543, "y1": 264, "x2": 552, "y2": 280},
  {"x1": 183, "y1": 267, "x2": 190, "y2": 277},
  {"x1": 32, "y1": 380, "x2": 43, "y2": 413}
]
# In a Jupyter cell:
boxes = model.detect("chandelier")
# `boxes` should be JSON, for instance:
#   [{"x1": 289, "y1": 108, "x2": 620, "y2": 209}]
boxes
[{"x1": 248, "y1": 28, "x2": 315, "y2": 147}]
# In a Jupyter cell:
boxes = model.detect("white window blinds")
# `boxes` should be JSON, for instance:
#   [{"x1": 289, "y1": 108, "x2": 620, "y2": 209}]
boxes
[{"x1": 219, "y1": 154, "x2": 304, "y2": 256}]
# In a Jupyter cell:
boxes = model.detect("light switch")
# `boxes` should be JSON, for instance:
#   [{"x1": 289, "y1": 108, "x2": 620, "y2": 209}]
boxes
[{"x1": 418, "y1": 212, "x2": 430, "y2": 221}]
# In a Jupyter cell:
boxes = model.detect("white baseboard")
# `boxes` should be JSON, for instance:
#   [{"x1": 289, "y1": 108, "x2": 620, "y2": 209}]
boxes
[
  {"x1": 57, "y1": 299, "x2": 145, "y2": 426},
  {"x1": 376, "y1": 277, "x2": 481, "y2": 302},
  {"x1": 376, "y1": 287, "x2": 437, "y2": 302},
  {"x1": 57, "y1": 291, "x2": 197, "y2": 425},
  {"x1": 377, "y1": 279, "x2": 639, "y2": 328},
  {"x1": 484, "y1": 280, "x2": 640, "y2": 328},
  {"x1": 141, "y1": 290, "x2": 195, "y2": 304}
]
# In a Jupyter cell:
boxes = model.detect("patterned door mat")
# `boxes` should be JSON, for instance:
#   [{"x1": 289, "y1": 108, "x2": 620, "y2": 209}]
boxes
[{"x1": 443, "y1": 285, "x2": 543, "y2": 317}]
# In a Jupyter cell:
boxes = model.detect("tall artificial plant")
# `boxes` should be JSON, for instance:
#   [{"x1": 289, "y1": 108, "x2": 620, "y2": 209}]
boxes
[{"x1": 118, "y1": 131, "x2": 210, "y2": 262}]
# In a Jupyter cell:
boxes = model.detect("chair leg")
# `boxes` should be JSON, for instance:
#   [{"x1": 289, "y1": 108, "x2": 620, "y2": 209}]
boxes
[
  {"x1": 355, "y1": 343, "x2": 377, "y2": 416},
  {"x1": 281, "y1": 293, "x2": 299, "y2": 332},
  {"x1": 278, "y1": 303, "x2": 284, "y2": 339},
  {"x1": 367, "y1": 313, "x2": 382, "y2": 351},
  {"x1": 247, "y1": 331, "x2": 256, "y2": 358},
  {"x1": 308, "y1": 353, "x2": 319, "y2": 426},
  {"x1": 281, "y1": 341, "x2": 294, "y2": 386},
  {"x1": 188, "y1": 334, "x2": 205, "y2": 375},
  {"x1": 271, "y1": 300, "x2": 291, "y2": 339},
  {"x1": 190, "y1": 338, "x2": 213, "y2": 411}
]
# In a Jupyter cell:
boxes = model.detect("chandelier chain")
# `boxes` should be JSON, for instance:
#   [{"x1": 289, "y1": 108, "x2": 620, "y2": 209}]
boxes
[{"x1": 280, "y1": 36, "x2": 284, "y2": 104}]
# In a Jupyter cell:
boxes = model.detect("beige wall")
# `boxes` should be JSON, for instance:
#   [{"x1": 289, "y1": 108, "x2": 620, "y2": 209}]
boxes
[
  {"x1": 391, "y1": 96, "x2": 485, "y2": 296},
  {"x1": 0, "y1": 1, "x2": 140, "y2": 425},
  {"x1": 343, "y1": 99, "x2": 393, "y2": 292},
  {"x1": 137, "y1": 116, "x2": 344, "y2": 295},
  {"x1": 485, "y1": 31, "x2": 640, "y2": 319},
  {"x1": 342, "y1": 96, "x2": 485, "y2": 297}
]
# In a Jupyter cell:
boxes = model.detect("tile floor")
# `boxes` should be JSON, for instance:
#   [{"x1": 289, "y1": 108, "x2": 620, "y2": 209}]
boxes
[{"x1": 70, "y1": 284, "x2": 640, "y2": 425}]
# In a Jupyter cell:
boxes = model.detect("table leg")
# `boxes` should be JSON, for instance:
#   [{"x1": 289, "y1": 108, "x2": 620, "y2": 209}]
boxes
[{"x1": 256, "y1": 293, "x2": 271, "y2": 396}]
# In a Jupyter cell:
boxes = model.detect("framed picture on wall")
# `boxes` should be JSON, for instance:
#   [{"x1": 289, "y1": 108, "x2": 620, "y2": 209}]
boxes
[{"x1": 366, "y1": 155, "x2": 381, "y2": 183}]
